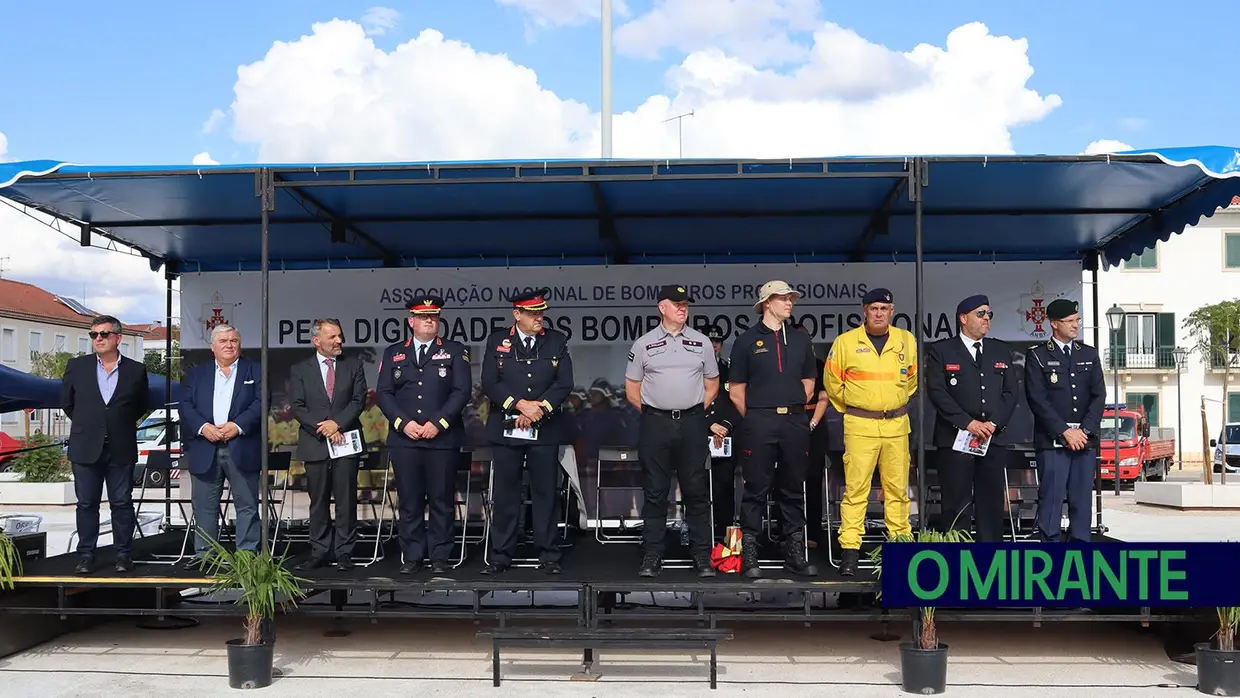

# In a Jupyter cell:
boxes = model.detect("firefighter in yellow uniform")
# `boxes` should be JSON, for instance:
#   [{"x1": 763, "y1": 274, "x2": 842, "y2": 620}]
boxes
[{"x1": 824, "y1": 287, "x2": 917, "y2": 575}]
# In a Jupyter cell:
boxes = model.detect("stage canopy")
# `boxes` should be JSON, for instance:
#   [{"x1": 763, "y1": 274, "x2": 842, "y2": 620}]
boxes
[{"x1": 1, "y1": 147, "x2": 1239, "y2": 272}]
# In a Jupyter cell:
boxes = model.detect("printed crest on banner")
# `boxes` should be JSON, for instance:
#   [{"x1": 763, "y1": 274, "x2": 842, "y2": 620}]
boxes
[
  {"x1": 200, "y1": 291, "x2": 238, "y2": 343},
  {"x1": 1017, "y1": 281, "x2": 1060, "y2": 339}
]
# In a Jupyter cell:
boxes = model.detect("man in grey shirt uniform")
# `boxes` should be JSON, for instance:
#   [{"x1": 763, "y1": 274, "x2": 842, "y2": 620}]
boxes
[{"x1": 624, "y1": 285, "x2": 720, "y2": 578}]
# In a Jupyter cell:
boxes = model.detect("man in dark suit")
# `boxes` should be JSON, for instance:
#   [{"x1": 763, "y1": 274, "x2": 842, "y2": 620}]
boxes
[
  {"x1": 289, "y1": 318, "x2": 367, "y2": 571},
  {"x1": 376, "y1": 297, "x2": 471, "y2": 575},
  {"x1": 480, "y1": 288, "x2": 574, "y2": 575},
  {"x1": 1024, "y1": 298, "x2": 1107, "y2": 542},
  {"x1": 61, "y1": 315, "x2": 151, "y2": 574},
  {"x1": 925, "y1": 295, "x2": 1020, "y2": 541},
  {"x1": 179, "y1": 324, "x2": 264, "y2": 564}
]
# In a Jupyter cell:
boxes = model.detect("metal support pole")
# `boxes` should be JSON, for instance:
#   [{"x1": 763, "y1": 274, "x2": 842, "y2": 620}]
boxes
[
  {"x1": 1091, "y1": 263, "x2": 1103, "y2": 529},
  {"x1": 164, "y1": 271, "x2": 174, "y2": 526},
  {"x1": 601, "y1": 0, "x2": 613, "y2": 158},
  {"x1": 1113, "y1": 334, "x2": 1122, "y2": 497},
  {"x1": 258, "y1": 169, "x2": 275, "y2": 555},
  {"x1": 1176, "y1": 361, "x2": 1184, "y2": 470},
  {"x1": 913, "y1": 159, "x2": 926, "y2": 534}
]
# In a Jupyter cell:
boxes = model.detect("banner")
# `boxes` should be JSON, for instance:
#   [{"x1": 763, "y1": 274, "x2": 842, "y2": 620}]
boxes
[{"x1": 879, "y1": 542, "x2": 1240, "y2": 607}]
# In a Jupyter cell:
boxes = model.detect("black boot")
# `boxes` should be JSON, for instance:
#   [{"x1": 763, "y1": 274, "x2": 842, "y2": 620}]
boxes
[
  {"x1": 839, "y1": 548, "x2": 859, "y2": 576},
  {"x1": 742, "y1": 534, "x2": 761, "y2": 578},
  {"x1": 783, "y1": 532, "x2": 818, "y2": 577}
]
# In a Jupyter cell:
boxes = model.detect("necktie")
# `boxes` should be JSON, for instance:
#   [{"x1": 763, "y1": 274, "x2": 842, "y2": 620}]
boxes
[
  {"x1": 324, "y1": 358, "x2": 336, "y2": 399},
  {"x1": 525, "y1": 337, "x2": 535, "y2": 352},
  {"x1": 972, "y1": 341, "x2": 981, "y2": 362},
  {"x1": 418, "y1": 344, "x2": 428, "y2": 365}
]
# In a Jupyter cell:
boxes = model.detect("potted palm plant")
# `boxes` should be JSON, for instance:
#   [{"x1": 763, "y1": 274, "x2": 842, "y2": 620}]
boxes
[
  {"x1": 869, "y1": 528, "x2": 974, "y2": 695},
  {"x1": 1196, "y1": 606, "x2": 1240, "y2": 696},
  {"x1": 0, "y1": 530, "x2": 21, "y2": 590},
  {"x1": 200, "y1": 535, "x2": 306, "y2": 690}
]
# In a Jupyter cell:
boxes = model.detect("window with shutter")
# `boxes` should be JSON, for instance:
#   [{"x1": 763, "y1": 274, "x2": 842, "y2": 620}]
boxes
[
  {"x1": 1225, "y1": 233, "x2": 1240, "y2": 269},
  {"x1": 1156, "y1": 312, "x2": 1176, "y2": 369},
  {"x1": 1110, "y1": 315, "x2": 1128, "y2": 369},
  {"x1": 1229, "y1": 393, "x2": 1240, "y2": 424}
]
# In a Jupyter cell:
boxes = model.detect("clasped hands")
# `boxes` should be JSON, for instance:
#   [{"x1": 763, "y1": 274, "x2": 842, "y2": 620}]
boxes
[
  {"x1": 317, "y1": 419, "x2": 344, "y2": 445},
  {"x1": 401, "y1": 420, "x2": 441, "y2": 441},
  {"x1": 201, "y1": 422, "x2": 240, "y2": 443},
  {"x1": 965, "y1": 419, "x2": 997, "y2": 441},
  {"x1": 1060, "y1": 426, "x2": 1089, "y2": 451},
  {"x1": 709, "y1": 422, "x2": 729, "y2": 449},
  {"x1": 511, "y1": 399, "x2": 546, "y2": 430}
]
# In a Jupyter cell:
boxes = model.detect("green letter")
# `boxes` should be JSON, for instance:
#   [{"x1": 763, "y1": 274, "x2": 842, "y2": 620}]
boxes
[
  {"x1": 908, "y1": 551, "x2": 949, "y2": 601},
  {"x1": 1128, "y1": 550, "x2": 1157, "y2": 600},
  {"x1": 1159, "y1": 551, "x2": 1188, "y2": 602},
  {"x1": 1023, "y1": 550, "x2": 1055, "y2": 601},
  {"x1": 1058, "y1": 550, "x2": 1089, "y2": 602},
  {"x1": 962, "y1": 550, "x2": 1004, "y2": 601},
  {"x1": 1092, "y1": 549, "x2": 1126, "y2": 601}
]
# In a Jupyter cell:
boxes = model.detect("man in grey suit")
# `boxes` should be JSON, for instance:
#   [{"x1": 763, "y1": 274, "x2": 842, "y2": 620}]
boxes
[{"x1": 289, "y1": 318, "x2": 368, "y2": 571}]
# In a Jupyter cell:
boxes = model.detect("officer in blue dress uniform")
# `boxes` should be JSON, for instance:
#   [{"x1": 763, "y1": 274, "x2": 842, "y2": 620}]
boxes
[
  {"x1": 480, "y1": 287, "x2": 575, "y2": 575},
  {"x1": 375, "y1": 296, "x2": 471, "y2": 574},
  {"x1": 1023, "y1": 298, "x2": 1107, "y2": 542}
]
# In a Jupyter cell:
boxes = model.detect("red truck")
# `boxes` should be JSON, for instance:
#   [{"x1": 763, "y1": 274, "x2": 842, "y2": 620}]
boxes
[
  {"x1": 0, "y1": 433, "x2": 25, "y2": 471},
  {"x1": 1098, "y1": 403, "x2": 1175, "y2": 483}
]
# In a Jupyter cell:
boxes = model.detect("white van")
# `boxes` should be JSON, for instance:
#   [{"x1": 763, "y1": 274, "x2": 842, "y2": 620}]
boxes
[
  {"x1": 134, "y1": 409, "x2": 180, "y2": 487},
  {"x1": 1212, "y1": 422, "x2": 1240, "y2": 474}
]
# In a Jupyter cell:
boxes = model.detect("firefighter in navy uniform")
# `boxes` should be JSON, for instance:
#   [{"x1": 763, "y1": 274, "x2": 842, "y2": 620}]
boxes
[
  {"x1": 705, "y1": 326, "x2": 742, "y2": 540},
  {"x1": 480, "y1": 287, "x2": 575, "y2": 575},
  {"x1": 1024, "y1": 298, "x2": 1107, "y2": 543},
  {"x1": 375, "y1": 296, "x2": 472, "y2": 575}
]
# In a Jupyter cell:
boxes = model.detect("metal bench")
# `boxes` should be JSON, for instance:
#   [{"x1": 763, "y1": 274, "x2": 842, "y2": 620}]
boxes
[{"x1": 480, "y1": 626, "x2": 733, "y2": 688}]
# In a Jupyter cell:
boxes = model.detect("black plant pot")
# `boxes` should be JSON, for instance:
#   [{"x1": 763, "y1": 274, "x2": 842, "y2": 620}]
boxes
[
  {"x1": 1197, "y1": 643, "x2": 1240, "y2": 696},
  {"x1": 899, "y1": 641, "x2": 948, "y2": 695},
  {"x1": 227, "y1": 638, "x2": 275, "y2": 690}
]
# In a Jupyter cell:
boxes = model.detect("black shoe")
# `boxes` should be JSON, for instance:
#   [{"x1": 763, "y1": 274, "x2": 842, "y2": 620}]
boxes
[
  {"x1": 540, "y1": 561, "x2": 562, "y2": 575},
  {"x1": 637, "y1": 554, "x2": 661, "y2": 578},
  {"x1": 296, "y1": 556, "x2": 331, "y2": 571},
  {"x1": 480, "y1": 563, "x2": 509, "y2": 576},
  {"x1": 694, "y1": 554, "x2": 716, "y2": 578},
  {"x1": 336, "y1": 555, "x2": 354, "y2": 572},
  {"x1": 741, "y1": 534, "x2": 761, "y2": 578},
  {"x1": 783, "y1": 532, "x2": 818, "y2": 577},
  {"x1": 74, "y1": 556, "x2": 94, "y2": 575},
  {"x1": 839, "y1": 549, "x2": 859, "y2": 576},
  {"x1": 429, "y1": 561, "x2": 450, "y2": 574},
  {"x1": 399, "y1": 562, "x2": 421, "y2": 575},
  {"x1": 114, "y1": 555, "x2": 134, "y2": 573}
]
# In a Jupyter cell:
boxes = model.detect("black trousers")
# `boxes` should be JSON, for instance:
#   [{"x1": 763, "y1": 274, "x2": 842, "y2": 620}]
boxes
[
  {"x1": 638, "y1": 408, "x2": 711, "y2": 557},
  {"x1": 936, "y1": 448, "x2": 1008, "y2": 542},
  {"x1": 805, "y1": 427, "x2": 832, "y2": 542},
  {"x1": 737, "y1": 409, "x2": 810, "y2": 538},
  {"x1": 304, "y1": 456, "x2": 359, "y2": 559},
  {"x1": 710, "y1": 455, "x2": 738, "y2": 539},
  {"x1": 72, "y1": 450, "x2": 136, "y2": 557},
  {"x1": 391, "y1": 448, "x2": 457, "y2": 563},
  {"x1": 489, "y1": 443, "x2": 561, "y2": 564}
]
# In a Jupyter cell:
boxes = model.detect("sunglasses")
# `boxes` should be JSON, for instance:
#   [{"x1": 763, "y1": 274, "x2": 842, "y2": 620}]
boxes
[
  {"x1": 88, "y1": 331, "x2": 118, "y2": 339},
  {"x1": 972, "y1": 310, "x2": 994, "y2": 319}
]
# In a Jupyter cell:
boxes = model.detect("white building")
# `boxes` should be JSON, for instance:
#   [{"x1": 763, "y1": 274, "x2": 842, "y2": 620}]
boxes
[
  {"x1": 1082, "y1": 197, "x2": 1240, "y2": 464},
  {"x1": 0, "y1": 277, "x2": 146, "y2": 439}
]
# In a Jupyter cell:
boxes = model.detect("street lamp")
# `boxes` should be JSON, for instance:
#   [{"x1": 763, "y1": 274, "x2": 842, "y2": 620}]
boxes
[
  {"x1": 1174, "y1": 346, "x2": 1188, "y2": 471},
  {"x1": 1106, "y1": 304, "x2": 1125, "y2": 496}
]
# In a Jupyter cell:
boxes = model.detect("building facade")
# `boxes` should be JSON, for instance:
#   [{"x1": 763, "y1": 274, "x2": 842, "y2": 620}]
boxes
[
  {"x1": 1082, "y1": 198, "x2": 1240, "y2": 465},
  {"x1": 0, "y1": 278, "x2": 147, "y2": 438}
]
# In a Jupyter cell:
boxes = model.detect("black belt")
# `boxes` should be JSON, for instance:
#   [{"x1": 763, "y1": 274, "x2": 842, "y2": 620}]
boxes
[
  {"x1": 752, "y1": 404, "x2": 806, "y2": 415},
  {"x1": 643, "y1": 405, "x2": 704, "y2": 420}
]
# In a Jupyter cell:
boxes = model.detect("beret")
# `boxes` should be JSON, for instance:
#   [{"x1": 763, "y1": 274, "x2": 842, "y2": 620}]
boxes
[
  {"x1": 1047, "y1": 298, "x2": 1079, "y2": 320},
  {"x1": 862, "y1": 287, "x2": 893, "y2": 305},
  {"x1": 956, "y1": 294, "x2": 989, "y2": 316}
]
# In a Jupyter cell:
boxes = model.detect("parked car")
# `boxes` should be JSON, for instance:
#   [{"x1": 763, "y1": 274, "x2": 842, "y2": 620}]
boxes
[
  {"x1": 133, "y1": 409, "x2": 180, "y2": 488},
  {"x1": 1212, "y1": 422, "x2": 1240, "y2": 474}
]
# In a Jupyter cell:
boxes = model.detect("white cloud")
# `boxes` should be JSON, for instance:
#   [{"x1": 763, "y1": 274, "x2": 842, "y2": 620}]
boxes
[
  {"x1": 223, "y1": 19, "x2": 1061, "y2": 163},
  {"x1": 616, "y1": 0, "x2": 820, "y2": 66},
  {"x1": 0, "y1": 130, "x2": 8, "y2": 161},
  {"x1": 191, "y1": 151, "x2": 219, "y2": 165},
  {"x1": 202, "y1": 108, "x2": 226, "y2": 134},
  {"x1": 1083, "y1": 139, "x2": 1134, "y2": 155},
  {"x1": 497, "y1": 0, "x2": 630, "y2": 28},
  {"x1": 361, "y1": 6, "x2": 400, "y2": 36}
]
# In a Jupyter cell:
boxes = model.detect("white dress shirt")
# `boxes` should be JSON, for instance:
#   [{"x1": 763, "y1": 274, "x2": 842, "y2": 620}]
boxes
[
  {"x1": 960, "y1": 334, "x2": 983, "y2": 360},
  {"x1": 198, "y1": 360, "x2": 241, "y2": 436}
]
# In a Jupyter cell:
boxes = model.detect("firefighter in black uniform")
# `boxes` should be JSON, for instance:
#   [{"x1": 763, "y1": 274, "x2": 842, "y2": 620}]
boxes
[
  {"x1": 375, "y1": 296, "x2": 472, "y2": 575},
  {"x1": 729, "y1": 280, "x2": 818, "y2": 578},
  {"x1": 1024, "y1": 298, "x2": 1106, "y2": 542},
  {"x1": 480, "y1": 287, "x2": 575, "y2": 574},
  {"x1": 925, "y1": 294, "x2": 1020, "y2": 541},
  {"x1": 705, "y1": 326, "x2": 742, "y2": 540}
]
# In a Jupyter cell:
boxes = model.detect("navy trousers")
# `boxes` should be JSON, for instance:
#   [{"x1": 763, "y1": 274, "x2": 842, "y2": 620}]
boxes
[
  {"x1": 391, "y1": 448, "x2": 457, "y2": 564},
  {"x1": 1035, "y1": 447, "x2": 1096, "y2": 542}
]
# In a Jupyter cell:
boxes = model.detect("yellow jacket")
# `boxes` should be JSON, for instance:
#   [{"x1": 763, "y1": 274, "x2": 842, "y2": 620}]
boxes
[{"x1": 824, "y1": 325, "x2": 918, "y2": 438}]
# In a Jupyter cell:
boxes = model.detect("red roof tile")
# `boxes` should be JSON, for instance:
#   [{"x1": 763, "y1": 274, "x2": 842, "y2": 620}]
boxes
[{"x1": 0, "y1": 278, "x2": 147, "y2": 334}]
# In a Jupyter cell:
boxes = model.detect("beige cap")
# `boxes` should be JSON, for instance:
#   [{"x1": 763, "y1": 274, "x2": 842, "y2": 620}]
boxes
[{"x1": 753, "y1": 280, "x2": 801, "y2": 311}]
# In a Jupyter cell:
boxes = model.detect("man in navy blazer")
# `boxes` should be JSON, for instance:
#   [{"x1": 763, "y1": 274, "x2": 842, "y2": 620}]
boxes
[{"x1": 178, "y1": 323, "x2": 264, "y2": 564}]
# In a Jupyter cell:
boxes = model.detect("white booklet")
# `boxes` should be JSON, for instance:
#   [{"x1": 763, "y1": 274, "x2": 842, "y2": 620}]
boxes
[
  {"x1": 709, "y1": 436, "x2": 732, "y2": 458},
  {"x1": 328, "y1": 429, "x2": 364, "y2": 459},
  {"x1": 953, "y1": 429, "x2": 991, "y2": 456},
  {"x1": 504, "y1": 424, "x2": 539, "y2": 441}
]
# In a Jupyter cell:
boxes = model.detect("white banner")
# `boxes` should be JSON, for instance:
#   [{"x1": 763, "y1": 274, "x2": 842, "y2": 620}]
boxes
[{"x1": 181, "y1": 261, "x2": 1081, "y2": 351}]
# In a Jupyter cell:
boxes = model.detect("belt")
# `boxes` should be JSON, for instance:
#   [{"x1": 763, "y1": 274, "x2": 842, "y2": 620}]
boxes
[
  {"x1": 643, "y1": 405, "x2": 704, "y2": 420},
  {"x1": 753, "y1": 404, "x2": 806, "y2": 415},
  {"x1": 845, "y1": 405, "x2": 908, "y2": 420}
]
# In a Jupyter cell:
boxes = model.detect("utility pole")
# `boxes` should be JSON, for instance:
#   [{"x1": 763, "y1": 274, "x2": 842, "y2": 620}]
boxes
[
  {"x1": 662, "y1": 111, "x2": 695, "y2": 158},
  {"x1": 601, "y1": 0, "x2": 613, "y2": 158}
]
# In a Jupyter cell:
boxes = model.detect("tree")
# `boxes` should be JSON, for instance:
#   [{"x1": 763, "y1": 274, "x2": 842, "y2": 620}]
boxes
[
  {"x1": 29, "y1": 350, "x2": 74, "y2": 379},
  {"x1": 1184, "y1": 299, "x2": 1240, "y2": 485},
  {"x1": 143, "y1": 341, "x2": 182, "y2": 379}
]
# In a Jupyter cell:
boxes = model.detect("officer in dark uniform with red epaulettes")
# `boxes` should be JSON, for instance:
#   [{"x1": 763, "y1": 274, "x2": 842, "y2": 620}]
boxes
[{"x1": 480, "y1": 288, "x2": 575, "y2": 575}]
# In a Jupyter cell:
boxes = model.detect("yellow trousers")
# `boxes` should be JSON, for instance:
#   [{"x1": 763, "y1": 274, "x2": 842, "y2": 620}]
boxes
[{"x1": 837, "y1": 433, "x2": 911, "y2": 550}]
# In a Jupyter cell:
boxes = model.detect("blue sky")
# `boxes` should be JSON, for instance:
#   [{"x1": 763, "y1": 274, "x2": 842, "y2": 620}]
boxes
[{"x1": 0, "y1": 0, "x2": 1235, "y2": 165}]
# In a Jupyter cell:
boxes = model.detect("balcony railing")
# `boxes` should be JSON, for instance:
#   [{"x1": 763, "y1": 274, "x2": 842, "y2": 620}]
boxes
[
  {"x1": 1104, "y1": 347, "x2": 1179, "y2": 370},
  {"x1": 1209, "y1": 351, "x2": 1240, "y2": 371}
]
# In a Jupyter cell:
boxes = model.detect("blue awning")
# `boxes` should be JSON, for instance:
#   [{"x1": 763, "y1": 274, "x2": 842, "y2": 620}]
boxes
[
  {"x1": 0, "y1": 364, "x2": 181, "y2": 413},
  {"x1": 2, "y1": 147, "x2": 1238, "y2": 272}
]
